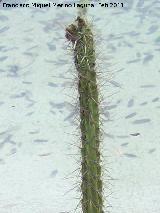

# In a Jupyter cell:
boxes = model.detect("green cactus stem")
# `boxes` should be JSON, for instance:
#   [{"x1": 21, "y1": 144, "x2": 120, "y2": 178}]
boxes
[{"x1": 65, "y1": 16, "x2": 104, "y2": 213}]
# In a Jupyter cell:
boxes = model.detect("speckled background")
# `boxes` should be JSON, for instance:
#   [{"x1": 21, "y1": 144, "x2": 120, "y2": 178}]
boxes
[{"x1": 0, "y1": 0, "x2": 160, "y2": 213}]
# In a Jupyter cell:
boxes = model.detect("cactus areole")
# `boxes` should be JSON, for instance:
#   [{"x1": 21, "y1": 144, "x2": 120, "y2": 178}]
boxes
[{"x1": 66, "y1": 16, "x2": 104, "y2": 213}]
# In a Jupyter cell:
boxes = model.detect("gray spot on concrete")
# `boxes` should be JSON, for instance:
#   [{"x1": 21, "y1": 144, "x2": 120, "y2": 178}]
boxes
[
  {"x1": 147, "y1": 25, "x2": 158, "y2": 34},
  {"x1": 34, "y1": 139, "x2": 48, "y2": 143},
  {"x1": 127, "y1": 99, "x2": 134, "y2": 107},
  {"x1": 121, "y1": 143, "x2": 129, "y2": 146},
  {"x1": 10, "y1": 148, "x2": 17, "y2": 155},
  {"x1": 48, "y1": 82, "x2": 58, "y2": 87},
  {"x1": 124, "y1": 153, "x2": 137, "y2": 158},
  {"x1": 125, "y1": 112, "x2": 137, "y2": 119},
  {"x1": 140, "y1": 101, "x2": 148, "y2": 106},
  {"x1": 8, "y1": 65, "x2": 19, "y2": 77},
  {"x1": 127, "y1": 59, "x2": 140, "y2": 64},
  {"x1": 143, "y1": 54, "x2": 154, "y2": 64},
  {"x1": 47, "y1": 43, "x2": 56, "y2": 51},
  {"x1": 50, "y1": 169, "x2": 58, "y2": 177},
  {"x1": 104, "y1": 105, "x2": 117, "y2": 110},
  {"x1": 132, "y1": 119, "x2": 151, "y2": 124},
  {"x1": 130, "y1": 133, "x2": 140, "y2": 136},
  {"x1": 0, "y1": 56, "x2": 8, "y2": 61},
  {"x1": 0, "y1": 15, "x2": 8, "y2": 21},
  {"x1": 0, "y1": 26, "x2": 9, "y2": 33},
  {"x1": 50, "y1": 101, "x2": 65, "y2": 109},
  {"x1": 152, "y1": 97, "x2": 159, "y2": 102},
  {"x1": 140, "y1": 85, "x2": 156, "y2": 88},
  {"x1": 148, "y1": 148, "x2": 156, "y2": 153}
]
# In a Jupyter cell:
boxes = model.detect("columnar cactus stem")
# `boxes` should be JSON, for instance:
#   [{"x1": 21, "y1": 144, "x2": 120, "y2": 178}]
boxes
[{"x1": 65, "y1": 16, "x2": 104, "y2": 213}]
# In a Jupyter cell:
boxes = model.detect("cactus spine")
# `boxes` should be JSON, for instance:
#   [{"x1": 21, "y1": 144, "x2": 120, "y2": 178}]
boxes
[{"x1": 65, "y1": 16, "x2": 104, "y2": 213}]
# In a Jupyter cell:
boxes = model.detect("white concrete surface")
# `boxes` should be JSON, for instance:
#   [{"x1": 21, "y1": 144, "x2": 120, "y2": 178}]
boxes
[{"x1": 0, "y1": 0, "x2": 160, "y2": 212}]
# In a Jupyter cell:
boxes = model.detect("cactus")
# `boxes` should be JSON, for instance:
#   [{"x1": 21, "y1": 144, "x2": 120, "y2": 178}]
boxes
[{"x1": 65, "y1": 15, "x2": 104, "y2": 213}]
